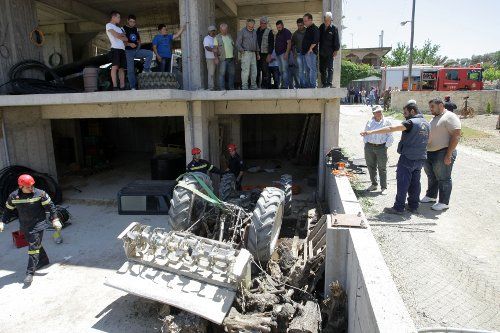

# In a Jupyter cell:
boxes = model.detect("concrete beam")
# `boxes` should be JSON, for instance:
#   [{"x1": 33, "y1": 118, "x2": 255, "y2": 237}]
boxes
[
  {"x1": 214, "y1": 99, "x2": 324, "y2": 114},
  {"x1": 216, "y1": 0, "x2": 237, "y2": 17},
  {"x1": 238, "y1": 1, "x2": 322, "y2": 18},
  {"x1": 40, "y1": 101, "x2": 188, "y2": 119},
  {"x1": 0, "y1": 89, "x2": 346, "y2": 107},
  {"x1": 36, "y1": 0, "x2": 106, "y2": 25},
  {"x1": 65, "y1": 21, "x2": 103, "y2": 34}
]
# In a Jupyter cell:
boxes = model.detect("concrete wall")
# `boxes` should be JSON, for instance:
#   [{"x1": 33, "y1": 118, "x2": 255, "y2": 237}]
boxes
[
  {"x1": 1, "y1": 107, "x2": 57, "y2": 177},
  {"x1": 391, "y1": 90, "x2": 499, "y2": 114},
  {"x1": 325, "y1": 175, "x2": 417, "y2": 333}
]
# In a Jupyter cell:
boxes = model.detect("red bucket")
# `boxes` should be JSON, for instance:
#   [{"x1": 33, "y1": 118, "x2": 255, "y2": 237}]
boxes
[{"x1": 12, "y1": 230, "x2": 29, "y2": 248}]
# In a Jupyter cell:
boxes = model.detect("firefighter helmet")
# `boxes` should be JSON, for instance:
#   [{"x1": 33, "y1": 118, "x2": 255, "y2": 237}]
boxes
[
  {"x1": 227, "y1": 143, "x2": 237, "y2": 151},
  {"x1": 191, "y1": 147, "x2": 201, "y2": 155},
  {"x1": 18, "y1": 174, "x2": 35, "y2": 187}
]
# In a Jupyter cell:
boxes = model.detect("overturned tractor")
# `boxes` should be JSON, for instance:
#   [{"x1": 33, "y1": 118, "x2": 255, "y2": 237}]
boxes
[
  {"x1": 106, "y1": 172, "x2": 295, "y2": 324},
  {"x1": 166, "y1": 171, "x2": 292, "y2": 262}
]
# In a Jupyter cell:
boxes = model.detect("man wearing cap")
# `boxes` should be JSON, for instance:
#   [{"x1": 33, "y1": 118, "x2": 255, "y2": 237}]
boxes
[
  {"x1": 443, "y1": 96, "x2": 457, "y2": 113},
  {"x1": 361, "y1": 101, "x2": 430, "y2": 215},
  {"x1": 226, "y1": 144, "x2": 245, "y2": 190},
  {"x1": 186, "y1": 147, "x2": 222, "y2": 175},
  {"x1": 204, "y1": 25, "x2": 217, "y2": 90},
  {"x1": 0, "y1": 174, "x2": 62, "y2": 285},
  {"x1": 362, "y1": 106, "x2": 394, "y2": 195},
  {"x1": 421, "y1": 98, "x2": 461, "y2": 211}
]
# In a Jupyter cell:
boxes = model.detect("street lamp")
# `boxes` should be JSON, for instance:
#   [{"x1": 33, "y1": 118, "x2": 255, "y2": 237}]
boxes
[{"x1": 401, "y1": 0, "x2": 416, "y2": 91}]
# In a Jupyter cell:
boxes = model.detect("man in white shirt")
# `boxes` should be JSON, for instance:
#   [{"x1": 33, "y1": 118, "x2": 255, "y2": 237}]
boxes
[
  {"x1": 363, "y1": 105, "x2": 394, "y2": 194},
  {"x1": 106, "y1": 11, "x2": 128, "y2": 90},
  {"x1": 203, "y1": 26, "x2": 217, "y2": 90}
]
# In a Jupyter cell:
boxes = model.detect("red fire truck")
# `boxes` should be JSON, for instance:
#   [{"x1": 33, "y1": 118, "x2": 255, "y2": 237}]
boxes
[{"x1": 420, "y1": 64, "x2": 483, "y2": 91}]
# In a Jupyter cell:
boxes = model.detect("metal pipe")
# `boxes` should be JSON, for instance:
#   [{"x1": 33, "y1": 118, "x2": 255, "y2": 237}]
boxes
[
  {"x1": 183, "y1": 0, "x2": 191, "y2": 90},
  {"x1": 1, "y1": 111, "x2": 10, "y2": 166},
  {"x1": 407, "y1": 0, "x2": 416, "y2": 91},
  {"x1": 418, "y1": 328, "x2": 499, "y2": 333}
]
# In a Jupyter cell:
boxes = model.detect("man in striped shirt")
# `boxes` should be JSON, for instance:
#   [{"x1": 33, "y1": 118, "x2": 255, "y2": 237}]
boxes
[{"x1": 363, "y1": 106, "x2": 394, "y2": 195}]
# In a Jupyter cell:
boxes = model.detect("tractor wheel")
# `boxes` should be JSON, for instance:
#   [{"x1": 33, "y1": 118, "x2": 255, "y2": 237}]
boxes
[
  {"x1": 167, "y1": 172, "x2": 212, "y2": 231},
  {"x1": 219, "y1": 173, "x2": 236, "y2": 201},
  {"x1": 247, "y1": 187, "x2": 285, "y2": 262},
  {"x1": 280, "y1": 174, "x2": 293, "y2": 216}
]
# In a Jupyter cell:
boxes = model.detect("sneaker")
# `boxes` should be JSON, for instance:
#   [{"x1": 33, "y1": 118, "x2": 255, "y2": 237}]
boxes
[
  {"x1": 383, "y1": 207, "x2": 404, "y2": 215},
  {"x1": 420, "y1": 196, "x2": 436, "y2": 203},
  {"x1": 380, "y1": 188, "x2": 388, "y2": 195},
  {"x1": 431, "y1": 202, "x2": 449, "y2": 211},
  {"x1": 23, "y1": 274, "x2": 33, "y2": 285},
  {"x1": 405, "y1": 204, "x2": 419, "y2": 214},
  {"x1": 366, "y1": 184, "x2": 378, "y2": 192}
]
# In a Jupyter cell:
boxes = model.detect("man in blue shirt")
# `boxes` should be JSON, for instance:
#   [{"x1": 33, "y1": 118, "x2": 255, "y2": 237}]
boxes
[
  {"x1": 153, "y1": 23, "x2": 186, "y2": 72},
  {"x1": 361, "y1": 101, "x2": 430, "y2": 215}
]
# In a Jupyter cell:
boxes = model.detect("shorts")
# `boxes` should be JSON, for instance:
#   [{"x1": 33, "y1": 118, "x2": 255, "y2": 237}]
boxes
[{"x1": 110, "y1": 48, "x2": 126, "y2": 68}]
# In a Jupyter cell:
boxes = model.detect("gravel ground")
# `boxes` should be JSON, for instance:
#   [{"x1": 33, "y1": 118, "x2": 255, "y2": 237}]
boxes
[
  {"x1": 459, "y1": 114, "x2": 500, "y2": 153},
  {"x1": 340, "y1": 105, "x2": 500, "y2": 331}
]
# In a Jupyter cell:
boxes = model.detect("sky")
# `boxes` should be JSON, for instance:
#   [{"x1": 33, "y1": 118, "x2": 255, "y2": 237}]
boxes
[{"x1": 342, "y1": 0, "x2": 500, "y2": 59}]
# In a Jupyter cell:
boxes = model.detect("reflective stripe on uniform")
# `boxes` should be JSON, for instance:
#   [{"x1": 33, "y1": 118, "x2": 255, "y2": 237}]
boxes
[
  {"x1": 28, "y1": 249, "x2": 40, "y2": 255},
  {"x1": 189, "y1": 164, "x2": 208, "y2": 170},
  {"x1": 11, "y1": 197, "x2": 41, "y2": 204},
  {"x1": 208, "y1": 165, "x2": 214, "y2": 171},
  {"x1": 41, "y1": 198, "x2": 52, "y2": 205},
  {"x1": 5, "y1": 202, "x2": 15, "y2": 210}
]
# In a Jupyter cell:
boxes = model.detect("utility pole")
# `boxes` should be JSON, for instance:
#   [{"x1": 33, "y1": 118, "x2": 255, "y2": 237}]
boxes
[{"x1": 407, "y1": 0, "x2": 416, "y2": 91}]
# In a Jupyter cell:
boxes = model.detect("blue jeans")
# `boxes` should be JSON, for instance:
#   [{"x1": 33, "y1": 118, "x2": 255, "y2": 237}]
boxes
[
  {"x1": 304, "y1": 52, "x2": 317, "y2": 88},
  {"x1": 424, "y1": 149, "x2": 456, "y2": 205},
  {"x1": 125, "y1": 48, "x2": 153, "y2": 88},
  {"x1": 294, "y1": 54, "x2": 306, "y2": 88},
  {"x1": 394, "y1": 155, "x2": 425, "y2": 212},
  {"x1": 277, "y1": 53, "x2": 289, "y2": 88},
  {"x1": 218, "y1": 58, "x2": 235, "y2": 90},
  {"x1": 158, "y1": 57, "x2": 171, "y2": 72}
]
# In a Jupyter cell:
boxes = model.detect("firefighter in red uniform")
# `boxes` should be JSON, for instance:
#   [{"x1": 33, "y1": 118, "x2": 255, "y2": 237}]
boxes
[
  {"x1": 0, "y1": 174, "x2": 62, "y2": 285},
  {"x1": 226, "y1": 144, "x2": 245, "y2": 190},
  {"x1": 186, "y1": 147, "x2": 222, "y2": 174}
]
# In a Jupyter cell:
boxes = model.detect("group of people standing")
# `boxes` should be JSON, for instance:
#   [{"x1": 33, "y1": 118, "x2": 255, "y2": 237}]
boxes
[
  {"x1": 203, "y1": 12, "x2": 340, "y2": 90},
  {"x1": 360, "y1": 97, "x2": 461, "y2": 215},
  {"x1": 105, "y1": 11, "x2": 186, "y2": 90}
]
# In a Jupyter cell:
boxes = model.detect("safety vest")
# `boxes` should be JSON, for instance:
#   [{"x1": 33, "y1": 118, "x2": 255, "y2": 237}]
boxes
[{"x1": 259, "y1": 28, "x2": 271, "y2": 53}]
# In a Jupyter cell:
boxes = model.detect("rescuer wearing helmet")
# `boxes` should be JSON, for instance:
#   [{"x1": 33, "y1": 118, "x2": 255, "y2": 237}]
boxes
[
  {"x1": 226, "y1": 143, "x2": 245, "y2": 190},
  {"x1": 0, "y1": 174, "x2": 62, "y2": 285},
  {"x1": 186, "y1": 147, "x2": 222, "y2": 174}
]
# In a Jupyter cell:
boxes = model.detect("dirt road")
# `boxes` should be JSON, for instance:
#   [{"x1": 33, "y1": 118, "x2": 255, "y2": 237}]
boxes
[{"x1": 339, "y1": 105, "x2": 500, "y2": 331}]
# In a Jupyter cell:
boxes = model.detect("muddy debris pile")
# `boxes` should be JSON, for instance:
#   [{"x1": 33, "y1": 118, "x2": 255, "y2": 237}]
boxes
[{"x1": 160, "y1": 240, "x2": 347, "y2": 333}]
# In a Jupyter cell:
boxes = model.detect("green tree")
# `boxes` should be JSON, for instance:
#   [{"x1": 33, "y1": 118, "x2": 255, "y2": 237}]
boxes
[
  {"x1": 341, "y1": 59, "x2": 379, "y2": 87},
  {"x1": 483, "y1": 67, "x2": 500, "y2": 81},
  {"x1": 382, "y1": 40, "x2": 447, "y2": 66},
  {"x1": 382, "y1": 42, "x2": 409, "y2": 66}
]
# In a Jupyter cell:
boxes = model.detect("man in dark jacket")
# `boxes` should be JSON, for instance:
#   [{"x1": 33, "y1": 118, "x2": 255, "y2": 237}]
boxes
[
  {"x1": 301, "y1": 13, "x2": 320, "y2": 88},
  {"x1": 319, "y1": 11, "x2": 340, "y2": 88},
  {"x1": 225, "y1": 144, "x2": 245, "y2": 190},
  {"x1": 361, "y1": 101, "x2": 430, "y2": 215},
  {"x1": 1, "y1": 174, "x2": 61, "y2": 285},
  {"x1": 256, "y1": 16, "x2": 274, "y2": 89},
  {"x1": 186, "y1": 147, "x2": 222, "y2": 175}
]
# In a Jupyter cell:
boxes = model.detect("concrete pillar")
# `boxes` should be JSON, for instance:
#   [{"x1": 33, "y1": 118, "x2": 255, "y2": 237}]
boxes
[
  {"x1": 179, "y1": 0, "x2": 216, "y2": 90},
  {"x1": 40, "y1": 24, "x2": 73, "y2": 67},
  {"x1": 323, "y1": 0, "x2": 342, "y2": 88},
  {"x1": 184, "y1": 101, "x2": 218, "y2": 162},
  {"x1": 0, "y1": 0, "x2": 42, "y2": 94},
  {"x1": 320, "y1": 99, "x2": 340, "y2": 200},
  {"x1": 1, "y1": 107, "x2": 57, "y2": 177}
]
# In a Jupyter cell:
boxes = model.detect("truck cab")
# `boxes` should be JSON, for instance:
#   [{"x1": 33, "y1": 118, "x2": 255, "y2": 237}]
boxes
[{"x1": 436, "y1": 65, "x2": 483, "y2": 91}]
